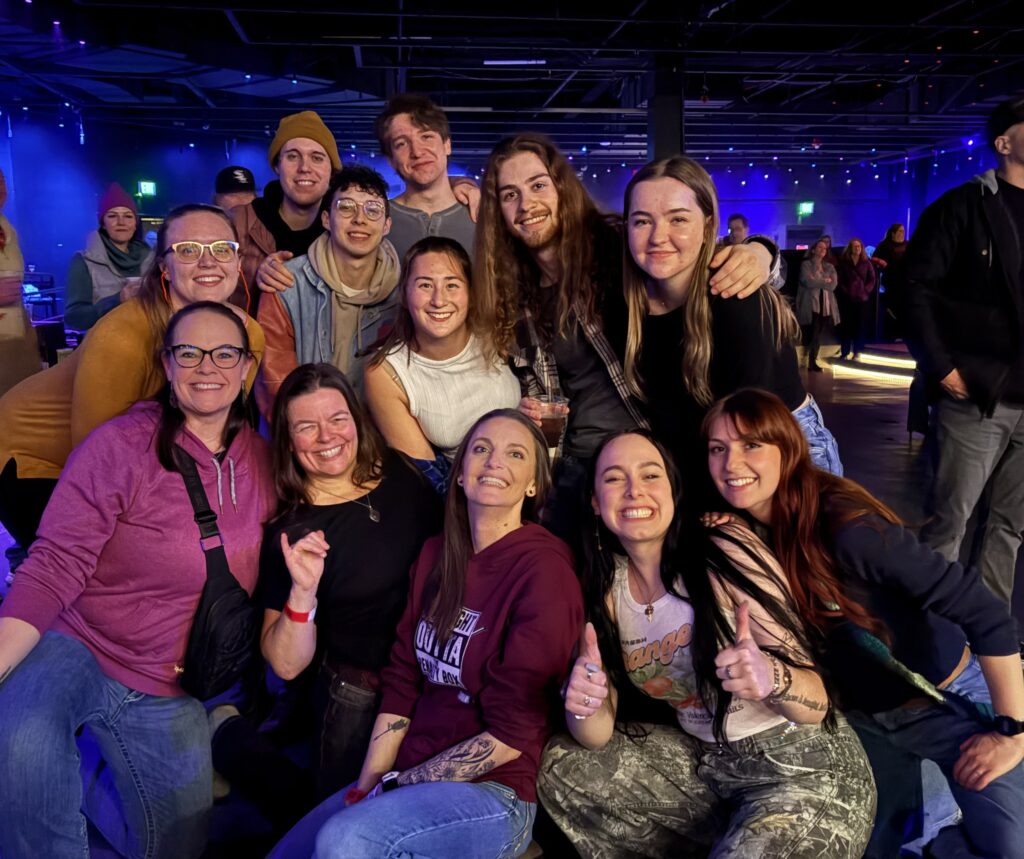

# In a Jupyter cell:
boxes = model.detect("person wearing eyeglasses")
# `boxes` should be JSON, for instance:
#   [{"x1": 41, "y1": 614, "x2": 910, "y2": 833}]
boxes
[
  {"x1": 256, "y1": 165, "x2": 401, "y2": 417},
  {"x1": 0, "y1": 203, "x2": 265, "y2": 584},
  {"x1": 0, "y1": 300, "x2": 275, "y2": 859}
]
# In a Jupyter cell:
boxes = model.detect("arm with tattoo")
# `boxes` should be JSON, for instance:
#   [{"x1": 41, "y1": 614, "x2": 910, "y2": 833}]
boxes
[
  {"x1": 353, "y1": 711, "x2": 412, "y2": 795},
  {"x1": 397, "y1": 731, "x2": 521, "y2": 786}
]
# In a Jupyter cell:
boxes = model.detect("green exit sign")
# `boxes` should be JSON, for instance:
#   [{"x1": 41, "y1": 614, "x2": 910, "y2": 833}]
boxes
[
  {"x1": 797, "y1": 201, "x2": 815, "y2": 217},
  {"x1": 137, "y1": 181, "x2": 157, "y2": 197}
]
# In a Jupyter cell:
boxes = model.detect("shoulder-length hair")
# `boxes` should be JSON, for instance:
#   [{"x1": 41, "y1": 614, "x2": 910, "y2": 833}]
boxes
[
  {"x1": 425, "y1": 408, "x2": 551, "y2": 642},
  {"x1": 621, "y1": 157, "x2": 797, "y2": 407},
  {"x1": 137, "y1": 203, "x2": 242, "y2": 357},
  {"x1": 841, "y1": 238, "x2": 865, "y2": 264},
  {"x1": 154, "y1": 301, "x2": 251, "y2": 472},
  {"x1": 370, "y1": 236, "x2": 496, "y2": 367},
  {"x1": 702, "y1": 388, "x2": 896, "y2": 640},
  {"x1": 269, "y1": 363, "x2": 385, "y2": 516},
  {"x1": 474, "y1": 132, "x2": 610, "y2": 355},
  {"x1": 583, "y1": 429, "x2": 830, "y2": 743}
]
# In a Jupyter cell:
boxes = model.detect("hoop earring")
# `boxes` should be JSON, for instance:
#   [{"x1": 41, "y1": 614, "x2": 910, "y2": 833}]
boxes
[
  {"x1": 239, "y1": 268, "x2": 252, "y2": 316},
  {"x1": 159, "y1": 271, "x2": 171, "y2": 306}
]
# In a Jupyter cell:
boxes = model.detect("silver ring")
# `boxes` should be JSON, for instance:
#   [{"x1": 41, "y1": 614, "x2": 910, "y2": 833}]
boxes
[
  {"x1": 583, "y1": 695, "x2": 593, "y2": 707},
  {"x1": 725, "y1": 665, "x2": 734, "y2": 680},
  {"x1": 585, "y1": 662, "x2": 599, "y2": 681}
]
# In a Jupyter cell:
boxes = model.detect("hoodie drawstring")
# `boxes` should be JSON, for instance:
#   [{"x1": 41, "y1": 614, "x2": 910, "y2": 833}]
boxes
[{"x1": 209, "y1": 455, "x2": 239, "y2": 513}]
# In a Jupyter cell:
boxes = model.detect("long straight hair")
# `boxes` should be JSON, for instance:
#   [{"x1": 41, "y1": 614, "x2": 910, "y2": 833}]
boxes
[
  {"x1": 425, "y1": 409, "x2": 552, "y2": 642},
  {"x1": 583, "y1": 429, "x2": 830, "y2": 743},
  {"x1": 702, "y1": 389, "x2": 895, "y2": 641},
  {"x1": 269, "y1": 363, "x2": 385, "y2": 517},
  {"x1": 621, "y1": 157, "x2": 798, "y2": 406},
  {"x1": 154, "y1": 301, "x2": 251, "y2": 472},
  {"x1": 474, "y1": 133, "x2": 615, "y2": 355}
]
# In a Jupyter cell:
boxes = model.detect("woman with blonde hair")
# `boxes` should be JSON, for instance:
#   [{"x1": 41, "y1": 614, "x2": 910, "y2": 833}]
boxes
[
  {"x1": 836, "y1": 237, "x2": 877, "y2": 359},
  {"x1": 620, "y1": 155, "x2": 840, "y2": 490}
]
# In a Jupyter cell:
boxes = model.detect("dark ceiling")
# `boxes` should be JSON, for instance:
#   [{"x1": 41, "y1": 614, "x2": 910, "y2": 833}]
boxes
[{"x1": 2, "y1": 0, "x2": 1023, "y2": 167}]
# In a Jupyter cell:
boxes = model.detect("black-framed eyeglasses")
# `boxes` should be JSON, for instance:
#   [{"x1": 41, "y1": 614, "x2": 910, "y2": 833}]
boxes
[
  {"x1": 162, "y1": 241, "x2": 240, "y2": 263},
  {"x1": 166, "y1": 344, "x2": 247, "y2": 369},
  {"x1": 334, "y1": 198, "x2": 386, "y2": 221}
]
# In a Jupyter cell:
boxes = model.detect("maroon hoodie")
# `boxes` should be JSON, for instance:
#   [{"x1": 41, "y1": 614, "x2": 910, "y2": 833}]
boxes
[{"x1": 380, "y1": 522, "x2": 582, "y2": 802}]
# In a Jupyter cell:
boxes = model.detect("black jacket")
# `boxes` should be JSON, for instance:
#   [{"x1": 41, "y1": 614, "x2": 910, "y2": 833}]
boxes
[{"x1": 906, "y1": 169, "x2": 1024, "y2": 414}]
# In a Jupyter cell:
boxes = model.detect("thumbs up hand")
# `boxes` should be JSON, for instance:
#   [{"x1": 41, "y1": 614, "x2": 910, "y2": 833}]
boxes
[
  {"x1": 714, "y1": 602, "x2": 774, "y2": 701},
  {"x1": 565, "y1": 622, "x2": 608, "y2": 720}
]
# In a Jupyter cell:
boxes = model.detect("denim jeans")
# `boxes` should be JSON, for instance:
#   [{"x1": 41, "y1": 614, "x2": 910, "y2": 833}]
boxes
[
  {"x1": 316, "y1": 661, "x2": 381, "y2": 798},
  {"x1": 0, "y1": 632, "x2": 212, "y2": 859},
  {"x1": 792, "y1": 395, "x2": 843, "y2": 476},
  {"x1": 921, "y1": 395, "x2": 1024, "y2": 606},
  {"x1": 539, "y1": 720, "x2": 875, "y2": 858},
  {"x1": 851, "y1": 657, "x2": 1024, "y2": 859},
  {"x1": 269, "y1": 780, "x2": 536, "y2": 859}
]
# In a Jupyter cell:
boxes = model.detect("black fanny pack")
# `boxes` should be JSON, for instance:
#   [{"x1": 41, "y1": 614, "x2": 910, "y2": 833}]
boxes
[{"x1": 175, "y1": 446, "x2": 259, "y2": 700}]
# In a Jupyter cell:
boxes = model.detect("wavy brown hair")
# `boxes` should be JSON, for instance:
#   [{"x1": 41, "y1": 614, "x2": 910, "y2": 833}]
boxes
[
  {"x1": 425, "y1": 409, "x2": 551, "y2": 642},
  {"x1": 702, "y1": 388, "x2": 894, "y2": 641},
  {"x1": 269, "y1": 363, "x2": 385, "y2": 517},
  {"x1": 474, "y1": 132, "x2": 614, "y2": 355},
  {"x1": 841, "y1": 237, "x2": 866, "y2": 265},
  {"x1": 622, "y1": 158, "x2": 797, "y2": 406}
]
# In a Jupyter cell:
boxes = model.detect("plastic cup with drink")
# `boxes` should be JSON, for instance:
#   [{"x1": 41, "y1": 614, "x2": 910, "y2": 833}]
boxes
[{"x1": 536, "y1": 394, "x2": 569, "y2": 450}]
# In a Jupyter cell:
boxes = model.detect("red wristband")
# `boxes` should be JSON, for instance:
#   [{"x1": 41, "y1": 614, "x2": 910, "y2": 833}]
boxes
[
  {"x1": 345, "y1": 787, "x2": 368, "y2": 804},
  {"x1": 283, "y1": 601, "x2": 316, "y2": 623}
]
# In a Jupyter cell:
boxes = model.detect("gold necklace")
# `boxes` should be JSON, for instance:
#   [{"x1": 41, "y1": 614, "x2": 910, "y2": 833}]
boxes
[
  {"x1": 628, "y1": 559, "x2": 663, "y2": 623},
  {"x1": 312, "y1": 482, "x2": 380, "y2": 523}
]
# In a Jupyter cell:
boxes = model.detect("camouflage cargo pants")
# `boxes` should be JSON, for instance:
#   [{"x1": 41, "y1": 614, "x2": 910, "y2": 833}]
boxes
[{"x1": 538, "y1": 720, "x2": 875, "y2": 858}]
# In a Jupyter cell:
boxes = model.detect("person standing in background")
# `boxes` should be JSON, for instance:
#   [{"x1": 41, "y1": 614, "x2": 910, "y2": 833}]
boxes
[
  {"x1": 214, "y1": 166, "x2": 258, "y2": 212},
  {"x1": 0, "y1": 168, "x2": 38, "y2": 400},
  {"x1": 63, "y1": 183, "x2": 154, "y2": 331}
]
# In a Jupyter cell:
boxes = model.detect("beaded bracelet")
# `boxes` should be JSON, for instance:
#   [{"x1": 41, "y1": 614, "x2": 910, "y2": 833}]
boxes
[{"x1": 765, "y1": 655, "x2": 793, "y2": 704}]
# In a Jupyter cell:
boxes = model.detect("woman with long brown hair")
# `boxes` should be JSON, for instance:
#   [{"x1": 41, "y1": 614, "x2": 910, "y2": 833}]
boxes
[
  {"x1": 268, "y1": 408, "x2": 582, "y2": 858},
  {"x1": 620, "y1": 155, "x2": 841, "y2": 492},
  {"x1": 836, "y1": 237, "x2": 877, "y2": 359},
  {"x1": 0, "y1": 203, "x2": 263, "y2": 575},
  {"x1": 703, "y1": 387, "x2": 1024, "y2": 859}
]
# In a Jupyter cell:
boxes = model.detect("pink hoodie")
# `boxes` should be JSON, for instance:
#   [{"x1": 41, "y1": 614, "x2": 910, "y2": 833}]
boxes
[{"x1": 1, "y1": 402, "x2": 275, "y2": 696}]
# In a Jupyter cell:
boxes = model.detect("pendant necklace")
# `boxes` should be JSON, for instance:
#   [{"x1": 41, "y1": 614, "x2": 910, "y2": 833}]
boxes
[
  {"x1": 313, "y1": 483, "x2": 381, "y2": 523},
  {"x1": 628, "y1": 560, "x2": 661, "y2": 623}
]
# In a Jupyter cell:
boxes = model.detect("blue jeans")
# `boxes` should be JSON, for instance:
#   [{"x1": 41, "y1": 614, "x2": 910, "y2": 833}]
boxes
[
  {"x1": 792, "y1": 395, "x2": 843, "y2": 476},
  {"x1": 270, "y1": 780, "x2": 536, "y2": 859},
  {"x1": 851, "y1": 657, "x2": 1024, "y2": 859},
  {"x1": 0, "y1": 632, "x2": 212, "y2": 859}
]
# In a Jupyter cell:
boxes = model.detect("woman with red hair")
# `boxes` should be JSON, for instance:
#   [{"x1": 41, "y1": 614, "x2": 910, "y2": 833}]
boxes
[{"x1": 703, "y1": 388, "x2": 1024, "y2": 859}]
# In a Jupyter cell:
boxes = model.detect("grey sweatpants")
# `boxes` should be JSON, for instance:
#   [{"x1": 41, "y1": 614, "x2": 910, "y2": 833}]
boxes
[{"x1": 538, "y1": 721, "x2": 875, "y2": 859}]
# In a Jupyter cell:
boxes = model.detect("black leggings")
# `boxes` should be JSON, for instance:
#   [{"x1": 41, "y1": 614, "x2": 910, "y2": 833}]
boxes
[{"x1": 0, "y1": 457, "x2": 57, "y2": 548}]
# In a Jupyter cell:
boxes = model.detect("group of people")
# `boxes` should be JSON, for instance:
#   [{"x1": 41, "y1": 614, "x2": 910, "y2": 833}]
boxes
[{"x1": 0, "y1": 92, "x2": 1021, "y2": 859}]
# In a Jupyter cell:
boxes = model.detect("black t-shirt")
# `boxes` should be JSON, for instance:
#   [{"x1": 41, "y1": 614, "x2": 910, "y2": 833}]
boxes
[
  {"x1": 251, "y1": 180, "x2": 325, "y2": 258},
  {"x1": 261, "y1": 449, "x2": 443, "y2": 672},
  {"x1": 997, "y1": 177, "x2": 1024, "y2": 402},
  {"x1": 640, "y1": 293, "x2": 805, "y2": 506},
  {"x1": 537, "y1": 286, "x2": 636, "y2": 459}
]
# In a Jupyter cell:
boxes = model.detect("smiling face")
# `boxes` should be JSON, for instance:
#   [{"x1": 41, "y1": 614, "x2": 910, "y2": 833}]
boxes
[
  {"x1": 497, "y1": 151, "x2": 560, "y2": 251},
  {"x1": 384, "y1": 112, "x2": 451, "y2": 192},
  {"x1": 102, "y1": 206, "x2": 137, "y2": 248},
  {"x1": 160, "y1": 210, "x2": 240, "y2": 310},
  {"x1": 287, "y1": 387, "x2": 359, "y2": 482},
  {"x1": 592, "y1": 434, "x2": 674, "y2": 551},
  {"x1": 706, "y1": 415, "x2": 782, "y2": 524},
  {"x1": 627, "y1": 177, "x2": 710, "y2": 291},
  {"x1": 893, "y1": 225, "x2": 905, "y2": 243},
  {"x1": 161, "y1": 309, "x2": 252, "y2": 427},
  {"x1": 275, "y1": 137, "x2": 332, "y2": 209},
  {"x1": 405, "y1": 250, "x2": 470, "y2": 348},
  {"x1": 322, "y1": 186, "x2": 392, "y2": 262},
  {"x1": 460, "y1": 416, "x2": 538, "y2": 514}
]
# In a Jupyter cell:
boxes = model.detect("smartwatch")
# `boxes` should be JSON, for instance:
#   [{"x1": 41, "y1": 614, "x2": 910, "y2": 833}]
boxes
[
  {"x1": 992, "y1": 715, "x2": 1024, "y2": 737},
  {"x1": 381, "y1": 771, "x2": 402, "y2": 793}
]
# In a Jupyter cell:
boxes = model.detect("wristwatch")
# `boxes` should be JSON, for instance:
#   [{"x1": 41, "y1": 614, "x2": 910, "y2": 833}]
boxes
[
  {"x1": 992, "y1": 715, "x2": 1024, "y2": 736},
  {"x1": 380, "y1": 771, "x2": 402, "y2": 792},
  {"x1": 283, "y1": 600, "x2": 317, "y2": 623}
]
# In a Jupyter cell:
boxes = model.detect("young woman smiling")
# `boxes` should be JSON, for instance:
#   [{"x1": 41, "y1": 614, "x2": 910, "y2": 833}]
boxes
[
  {"x1": 703, "y1": 388, "x2": 1024, "y2": 859},
  {"x1": 539, "y1": 430, "x2": 874, "y2": 858},
  {"x1": 365, "y1": 237, "x2": 521, "y2": 492},
  {"x1": 620, "y1": 156, "x2": 841, "y2": 495}
]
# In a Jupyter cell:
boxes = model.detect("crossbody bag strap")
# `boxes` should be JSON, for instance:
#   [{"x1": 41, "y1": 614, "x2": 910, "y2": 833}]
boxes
[{"x1": 173, "y1": 445, "x2": 224, "y2": 553}]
